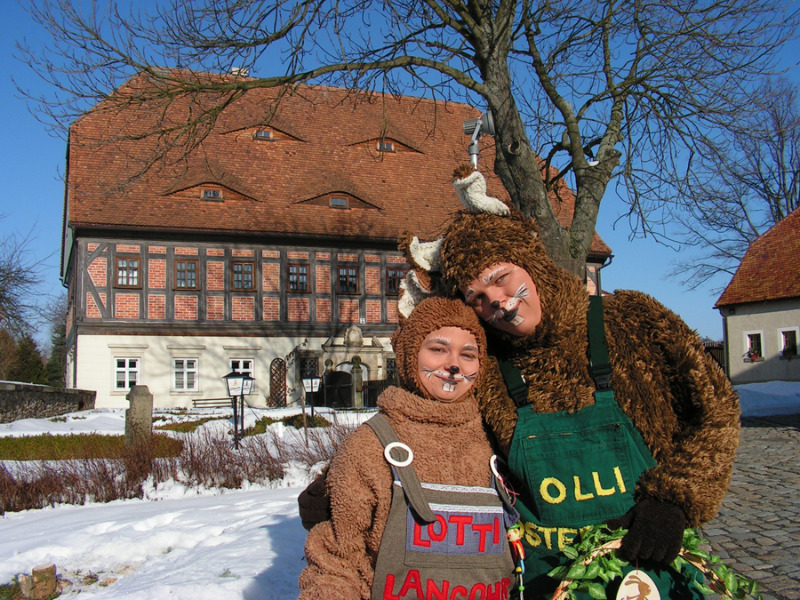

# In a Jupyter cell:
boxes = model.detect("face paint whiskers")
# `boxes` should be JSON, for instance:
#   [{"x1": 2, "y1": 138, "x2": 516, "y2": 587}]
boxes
[
  {"x1": 422, "y1": 368, "x2": 478, "y2": 393},
  {"x1": 487, "y1": 283, "x2": 530, "y2": 326}
]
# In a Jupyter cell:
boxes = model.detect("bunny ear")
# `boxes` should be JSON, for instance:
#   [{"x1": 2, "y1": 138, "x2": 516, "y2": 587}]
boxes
[
  {"x1": 452, "y1": 165, "x2": 511, "y2": 216},
  {"x1": 396, "y1": 232, "x2": 442, "y2": 321}
]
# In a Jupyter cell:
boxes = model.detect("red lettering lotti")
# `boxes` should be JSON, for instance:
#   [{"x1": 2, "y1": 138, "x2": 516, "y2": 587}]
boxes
[
  {"x1": 471, "y1": 522, "x2": 493, "y2": 552},
  {"x1": 429, "y1": 515, "x2": 447, "y2": 543},
  {"x1": 448, "y1": 515, "x2": 473, "y2": 545},
  {"x1": 467, "y1": 582, "x2": 487, "y2": 600},
  {"x1": 413, "y1": 520, "x2": 431, "y2": 548}
]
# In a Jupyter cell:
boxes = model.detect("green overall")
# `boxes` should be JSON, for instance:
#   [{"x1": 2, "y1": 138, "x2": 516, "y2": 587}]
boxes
[{"x1": 502, "y1": 297, "x2": 703, "y2": 599}]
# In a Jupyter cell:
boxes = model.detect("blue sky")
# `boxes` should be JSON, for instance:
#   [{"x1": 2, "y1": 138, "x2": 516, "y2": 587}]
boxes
[{"x1": 2, "y1": 3, "x2": 796, "y2": 345}]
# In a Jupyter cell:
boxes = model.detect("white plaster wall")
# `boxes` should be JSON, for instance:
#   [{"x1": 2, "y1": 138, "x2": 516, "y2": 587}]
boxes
[
  {"x1": 74, "y1": 334, "x2": 330, "y2": 408},
  {"x1": 724, "y1": 298, "x2": 800, "y2": 384}
]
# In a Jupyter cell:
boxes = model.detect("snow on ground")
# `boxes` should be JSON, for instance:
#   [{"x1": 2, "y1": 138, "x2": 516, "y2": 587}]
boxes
[{"x1": 1, "y1": 382, "x2": 798, "y2": 598}]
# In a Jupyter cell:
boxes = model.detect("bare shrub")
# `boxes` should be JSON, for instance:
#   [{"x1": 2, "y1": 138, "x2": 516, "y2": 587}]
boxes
[{"x1": 288, "y1": 418, "x2": 357, "y2": 467}]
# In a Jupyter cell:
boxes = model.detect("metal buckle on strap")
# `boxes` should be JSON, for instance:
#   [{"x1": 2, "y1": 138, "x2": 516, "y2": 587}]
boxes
[{"x1": 593, "y1": 371, "x2": 611, "y2": 391}]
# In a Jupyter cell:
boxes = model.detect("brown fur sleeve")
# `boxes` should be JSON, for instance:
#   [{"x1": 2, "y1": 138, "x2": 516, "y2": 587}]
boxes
[
  {"x1": 475, "y1": 356, "x2": 520, "y2": 456},
  {"x1": 604, "y1": 290, "x2": 741, "y2": 526},
  {"x1": 298, "y1": 425, "x2": 393, "y2": 600}
]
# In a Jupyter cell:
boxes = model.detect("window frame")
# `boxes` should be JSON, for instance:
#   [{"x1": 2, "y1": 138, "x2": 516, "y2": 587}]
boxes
[
  {"x1": 288, "y1": 263, "x2": 310, "y2": 293},
  {"x1": 114, "y1": 255, "x2": 141, "y2": 289},
  {"x1": 201, "y1": 189, "x2": 223, "y2": 201},
  {"x1": 173, "y1": 357, "x2": 199, "y2": 392},
  {"x1": 377, "y1": 140, "x2": 395, "y2": 153},
  {"x1": 744, "y1": 330, "x2": 764, "y2": 362},
  {"x1": 330, "y1": 197, "x2": 349, "y2": 209},
  {"x1": 174, "y1": 259, "x2": 199, "y2": 290},
  {"x1": 114, "y1": 357, "x2": 140, "y2": 391},
  {"x1": 385, "y1": 267, "x2": 407, "y2": 296},
  {"x1": 337, "y1": 265, "x2": 360, "y2": 295},
  {"x1": 231, "y1": 261, "x2": 256, "y2": 291},
  {"x1": 229, "y1": 358, "x2": 256, "y2": 391},
  {"x1": 779, "y1": 327, "x2": 799, "y2": 358}
]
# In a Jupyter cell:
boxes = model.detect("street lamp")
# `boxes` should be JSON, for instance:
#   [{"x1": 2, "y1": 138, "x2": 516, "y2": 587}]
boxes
[{"x1": 223, "y1": 370, "x2": 255, "y2": 448}]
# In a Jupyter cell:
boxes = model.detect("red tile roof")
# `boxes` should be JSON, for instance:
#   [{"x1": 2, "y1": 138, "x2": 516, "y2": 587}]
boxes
[
  {"x1": 716, "y1": 207, "x2": 800, "y2": 307},
  {"x1": 67, "y1": 74, "x2": 610, "y2": 255}
]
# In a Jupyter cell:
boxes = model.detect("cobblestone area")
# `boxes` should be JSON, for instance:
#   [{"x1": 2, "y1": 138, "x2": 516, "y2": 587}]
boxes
[{"x1": 702, "y1": 414, "x2": 800, "y2": 600}]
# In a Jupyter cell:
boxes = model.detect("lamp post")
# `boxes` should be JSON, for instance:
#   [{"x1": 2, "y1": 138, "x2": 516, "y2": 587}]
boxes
[{"x1": 223, "y1": 371, "x2": 255, "y2": 449}]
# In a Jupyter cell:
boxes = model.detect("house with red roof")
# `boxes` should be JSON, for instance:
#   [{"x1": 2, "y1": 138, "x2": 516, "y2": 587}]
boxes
[
  {"x1": 716, "y1": 207, "x2": 800, "y2": 384},
  {"x1": 60, "y1": 74, "x2": 611, "y2": 409}
]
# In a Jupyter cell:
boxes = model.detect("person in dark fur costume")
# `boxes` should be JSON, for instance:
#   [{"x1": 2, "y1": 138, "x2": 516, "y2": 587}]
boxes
[
  {"x1": 299, "y1": 168, "x2": 740, "y2": 598},
  {"x1": 429, "y1": 167, "x2": 741, "y2": 598}
]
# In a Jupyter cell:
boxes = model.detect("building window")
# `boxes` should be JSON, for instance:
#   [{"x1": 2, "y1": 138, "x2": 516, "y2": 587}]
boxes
[
  {"x1": 115, "y1": 256, "x2": 140, "y2": 288},
  {"x1": 338, "y1": 265, "x2": 359, "y2": 294},
  {"x1": 288, "y1": 264, "x2": 309, "y2": 292},
  {"x1": 254, "y1": 129, "x2": 274, "y2": 141},
  {"x1": 232, "y1": 261, "x2": 255, "y2": 290},
  {"x1": 330, "y1": 197, "x2": 349, "y2": 209},
  {"x1": 230, "y1": 358, "x2": 254, "y2": 378},
  {"x1": 175, "y1": 259, "x2": 198, "y2": 290},
  {"x1": 377, "y1": 140, "x2": 395, "y2": 152},
  {"x1": 386, "y1": 358, "x2": 398, "y2": 385},
  {"x1": 174, "y1": 358, "x2": 198, "y2": 391},
  {"x1": 201, "y1": 189, "x2": 222, "y2": 201},
  {"x1": 745, "y1": 332, "x2": 763, "y2": 361},
  {"x1": 386, "y1": 267, "x2": 407, "y2": 295},
  {"x1": 780, "y1": 328, "x2": 798, "y2": 358},
  {"x1": 115, "y1": 357, "x2": 139, "y2": 390}
]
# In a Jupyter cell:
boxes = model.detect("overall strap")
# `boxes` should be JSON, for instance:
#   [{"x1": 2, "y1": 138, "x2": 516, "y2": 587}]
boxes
[
  {"x1": 587, "y1": 295, "x2": 612, "y2": 392},
  {"x1": 364, "y1": 413, "x2": 437, "y2": 523},
  {"x1": 498, "y1": 359, "x2": 529, "y2": 408}
]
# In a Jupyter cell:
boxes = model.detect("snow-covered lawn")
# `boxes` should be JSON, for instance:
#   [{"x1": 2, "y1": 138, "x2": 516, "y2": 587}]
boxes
[{"x1": 1, "y1": 382, "x2": 798, "y2": 598}]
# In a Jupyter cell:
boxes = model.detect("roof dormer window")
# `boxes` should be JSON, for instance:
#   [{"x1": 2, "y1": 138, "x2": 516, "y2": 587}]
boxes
[
  {"x1": 254, "y1": 129, "x2": 275, "y2": 141},
  {"x1": 201, "y1": 189, "x2": 223, "y2": 201},
  {"x1": 330, "y1": 197, "x2": 349, "y2": 209},
  {"x1": 377, "y1": 140, "x2": 395, "y2": 153}
]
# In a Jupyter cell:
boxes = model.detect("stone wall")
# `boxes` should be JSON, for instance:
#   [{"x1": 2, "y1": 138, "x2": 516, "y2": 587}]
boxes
[{"x1": 0, "y1": 381, "x2": 96, "y2": 424}]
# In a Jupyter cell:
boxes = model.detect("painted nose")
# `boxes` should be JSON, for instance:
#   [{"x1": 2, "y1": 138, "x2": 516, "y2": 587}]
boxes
[
  {"x1": 490, "y1": 300, "x2": 501, "y2": 309},
  {"x1": 448, "y1": 365, "x2": 460, "y2": 375}
]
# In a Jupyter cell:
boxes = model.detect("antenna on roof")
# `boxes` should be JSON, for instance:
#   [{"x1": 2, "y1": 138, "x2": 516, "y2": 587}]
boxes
[{"x1": 462, "y1": 111, "x2": 495, "y2": 169}]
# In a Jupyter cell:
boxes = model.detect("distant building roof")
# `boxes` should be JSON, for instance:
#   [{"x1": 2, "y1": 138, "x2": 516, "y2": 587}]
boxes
[
  {"x1": 66, "y1": 72, "x2": 611, "y2": 255},
  {"x1": 716, "y1": 207, "x2": 800, "y2": 307}
]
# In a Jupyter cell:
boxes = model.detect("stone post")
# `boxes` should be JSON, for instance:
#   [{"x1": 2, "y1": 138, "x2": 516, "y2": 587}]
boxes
[
  {"x1": 125, "y1": 385, "x2": 153, "y2": 448},
  {"x1": 351, "y1": 356, "x2": 364, "y2": 408}
]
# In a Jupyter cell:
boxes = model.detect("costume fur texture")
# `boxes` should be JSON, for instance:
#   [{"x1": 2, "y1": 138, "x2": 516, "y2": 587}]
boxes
[{"x1": 437, "y1": 209, "x2": 741, "y2": 528}]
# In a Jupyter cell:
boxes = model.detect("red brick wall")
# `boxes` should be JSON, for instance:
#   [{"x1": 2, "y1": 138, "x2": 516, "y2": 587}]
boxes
[
  {"x1": 387, "y1": 299, "x2": 399, "y2": 323},
  {"x1": 316, "y1": 265, "x2": 330, "y2": 293},
  {"x1": 338, "y1": 253, "x2": 358, "y2": 262},
  {"x1": 115, "y1": 293, "x2": 139, "y2": 319},
  {"x1": 339, "y1": 299, "x2": 359, "y2": 322},
  {"x1": 232, "y1": 249, "x2": 254, "y2": 258},
  {"x1": 366, "y1": 299, "x2": 381, "y2": 323},
  {"x1": 365, "y1": 266, "x2": 381, "y2": 294},
  {"x1": 287, "y1": 251, "x2": 309, "y2": 260},
  {"x1": 175, "y1": 296, "x2": 198, "y2": 320},
  {"x1": 207, "y1": 262, "x2": 224, "y2": 291},
  {"x1": 316, "y1": 298, "x2": 331, "y2": 321},
  {"x1": 88, "y1": 257, "x2": 107, "y2": 288},
  {"x1": 207, "y1": 248, "x2": 224, "y2": 257},
  {"x1": 365, "y1": 254, "x2": 380, "y2": 263},
  {"x1": 148, "y1": 294, "x2": 166, "y2": 319},
  {"x1": 207, "y1": 296, "x2": 224, "y2": 320},
  {"x1": 232, "y1": 296, "x2": 255, "y2": 320},
  {"x1": 148, "y1": 259, "x2": 166, "y2": 289},
  {"x1": 263, "y1": 297, "x2": 280, "y2": 320},
  {"x1": 263, "y1": 263, "x2": 280, "y2": 292},
  {"x1": 149, "y1": 246, "x2": 166, "y2": 254},
  {"x1": 262, "y1": 250, "x2": 280, "y2": 259},
  {"x1": 116, "y1": 244, "x2": 141, "y2": 253},
  {"x1": 387, "y1": 255, "x2": 406, "y2": 264},
  {"x1": 86, "y1": 293, "x2": 104, "y2": 318},
  {"x1": 288, "y1": 297, "x2": 310, "y2": 321},
  {"x1": 175, "y1": 247, "x2": 198, "y2": 255}
]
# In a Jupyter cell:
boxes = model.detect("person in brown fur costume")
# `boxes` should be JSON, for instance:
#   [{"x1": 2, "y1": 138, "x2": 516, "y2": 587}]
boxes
[
  {"x1": 430, "y1": 168, "x2": 741, "y2": 598},
  {"x1": 298, "y1": 296, "x2": 516, "y2": 600}
]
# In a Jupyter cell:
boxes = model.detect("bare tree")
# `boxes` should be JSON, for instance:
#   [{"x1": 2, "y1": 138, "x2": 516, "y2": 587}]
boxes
[
  {"x1": 671, "y1": 78, "x2": 800, "y2": 290},
  {"x1": 16, "y1": 0, "x2": 797, "y2": 266},
  {"x1": 0, "y1": 227, "x2": 43, "y2": 338}
]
